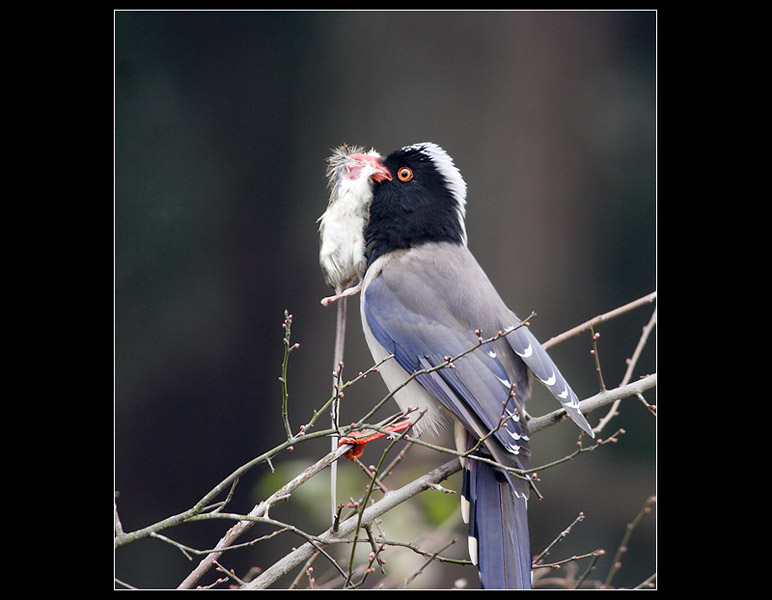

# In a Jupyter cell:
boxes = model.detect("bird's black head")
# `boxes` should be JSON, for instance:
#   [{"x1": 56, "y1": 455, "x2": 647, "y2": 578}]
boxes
[{"x1": 365, "y1": 142, "x2": 468, "y2": 266}]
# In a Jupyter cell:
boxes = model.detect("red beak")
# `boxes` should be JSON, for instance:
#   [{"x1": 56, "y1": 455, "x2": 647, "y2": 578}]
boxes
[{"x1": 347, "y1": 153, "x2": 392, "y2": 183}]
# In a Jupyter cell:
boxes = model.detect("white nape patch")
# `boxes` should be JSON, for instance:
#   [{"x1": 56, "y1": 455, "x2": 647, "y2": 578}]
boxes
[{"x1": 405, "y1": 142, "x2": 468, "y2": 246}]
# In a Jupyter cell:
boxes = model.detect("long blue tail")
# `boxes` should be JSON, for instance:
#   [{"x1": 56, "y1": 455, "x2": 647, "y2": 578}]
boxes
[{"x1": 463, "y1": 455, "x2": 532, "y2": 589}]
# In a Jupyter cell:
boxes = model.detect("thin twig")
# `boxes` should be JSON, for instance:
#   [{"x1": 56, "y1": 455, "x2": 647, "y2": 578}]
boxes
[
  {"x1": 588, "y1": 326, "x2": 606, "y2": 391},
  {"x1": 532, "y1": 512, "x2": 585, "y2": 565},
  {"x1": 603, "y1": 495, "x2": 656, "y2": 588},
  {"x1": 399, "y1": 537, "x2": 458, "y2": 588},
  {"x1": 595, "y1": 305, "x2": 657, "y2": 433},
  {"x1": 527, "y1": 428, "x2": 625, "y2": 476},
  {"x1": 280, "y1": 310, "x2": 298, "y2": 439},
  {"x1": 373, "y1": 537, "x2": 471, "y2": 565},
  {"x1": 574, "y1": 549, "x2": 605, "y2": 589},
  {"x1": 542, "y1": 292, "x2": 656, "y2": 349}
]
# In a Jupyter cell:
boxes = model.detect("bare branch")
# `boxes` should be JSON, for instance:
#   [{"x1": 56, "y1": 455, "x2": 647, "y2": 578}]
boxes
[
  {"x1": 177, "y1": 445, "x2": 351, "y2": 589},
  {"x1": 595, "y1": 305, "x2": 657, "y2": 433},
  {"x1": 244, "y1": 459, "x2": 462, "y2": 589},
  {"x1": 542, "y1": 292, "x2": 657, "y2": 350},
  {"x1": 527, "y1": 374, "x2": 656, "y2": 436},
  {"x1": 116, "y1": 295, "x2": 657, "y2": 589}
]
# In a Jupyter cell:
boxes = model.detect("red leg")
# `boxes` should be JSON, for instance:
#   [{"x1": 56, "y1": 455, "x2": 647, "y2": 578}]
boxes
[{"x1": 338, "y1": 418, "x2": 412, "y2": 460}]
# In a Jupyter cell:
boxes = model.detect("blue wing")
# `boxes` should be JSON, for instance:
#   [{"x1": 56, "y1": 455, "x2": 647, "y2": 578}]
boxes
[
  {"x1": 503, "y1": 323, "x2": 593, "y2": 436},
  {"x1": 363, "y1": 261, "x2": 532, "y2": 466}
]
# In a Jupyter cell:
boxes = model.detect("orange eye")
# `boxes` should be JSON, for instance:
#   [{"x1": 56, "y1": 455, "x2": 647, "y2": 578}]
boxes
[{"x1": 397, "y1": 166, "x2": 413, "y2": 182}]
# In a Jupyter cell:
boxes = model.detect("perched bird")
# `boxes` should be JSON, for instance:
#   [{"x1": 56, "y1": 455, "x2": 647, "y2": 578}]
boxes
[
  {"x1": 355, "y1": 142, "x2": 594, "y2": 589},
  {"x1": 318, "y1": 145, "x2": 391, "y2": 307}
]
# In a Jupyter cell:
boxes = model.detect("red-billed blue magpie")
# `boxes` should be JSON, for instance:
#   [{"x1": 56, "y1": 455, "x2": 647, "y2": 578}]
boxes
[{"x1": 354, "y1": 142, "x2": 594, "y2": 589}]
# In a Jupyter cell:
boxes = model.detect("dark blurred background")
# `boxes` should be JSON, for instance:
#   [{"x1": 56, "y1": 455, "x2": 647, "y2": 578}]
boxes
[{"x1": 114, "y1": 10, "x2": 656, "y2": 589}]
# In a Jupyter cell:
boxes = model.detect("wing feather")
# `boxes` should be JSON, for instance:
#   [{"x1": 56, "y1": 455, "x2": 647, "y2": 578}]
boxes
[{"x1": 505, "y1": 325, "x2": 593, "y2": 436}]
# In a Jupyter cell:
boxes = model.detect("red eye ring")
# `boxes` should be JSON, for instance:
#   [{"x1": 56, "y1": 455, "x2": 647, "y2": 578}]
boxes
[{"x1": 397, "y1": 166, "x2": 413, "y2": 182}]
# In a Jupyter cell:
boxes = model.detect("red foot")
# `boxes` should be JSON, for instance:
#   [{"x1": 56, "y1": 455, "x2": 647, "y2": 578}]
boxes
[{"x1": 338, "y1": 419, "x2": 411, "y2": 460}]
